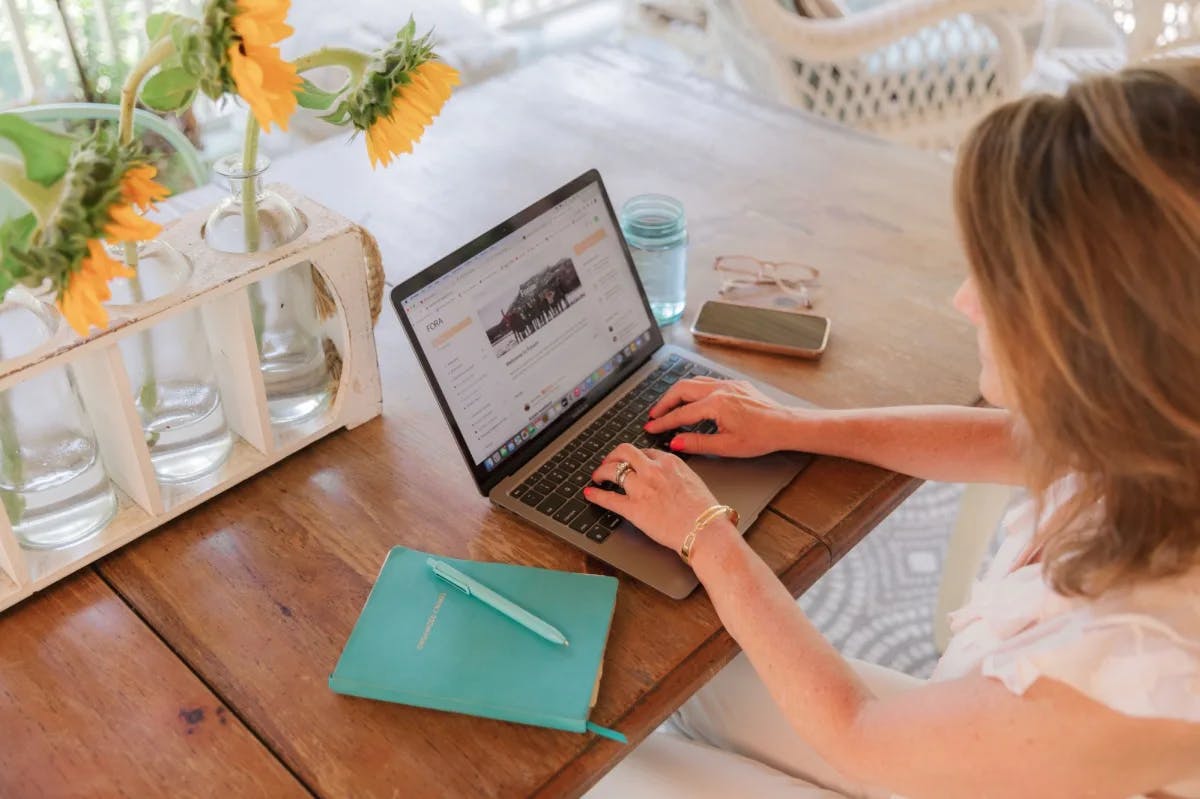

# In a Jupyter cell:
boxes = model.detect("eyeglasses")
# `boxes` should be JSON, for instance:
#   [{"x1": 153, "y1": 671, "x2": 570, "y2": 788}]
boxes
[{"x1": 714, "y1": 255, "x2": 820, "y2": 309}]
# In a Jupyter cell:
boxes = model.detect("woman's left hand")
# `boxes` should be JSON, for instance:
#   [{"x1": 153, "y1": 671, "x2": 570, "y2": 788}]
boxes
[{"x1": 583, "y1": 442, "x2": 719, "y2": 552}]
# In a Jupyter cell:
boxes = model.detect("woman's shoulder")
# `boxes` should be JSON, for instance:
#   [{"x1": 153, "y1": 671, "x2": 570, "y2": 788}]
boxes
[
  {"x1": 988, "y1": 571, "x2": 1199, "y2": 719},
  {"x1": 939, "y1": 552, "x2": 1200, "y2": 724}
]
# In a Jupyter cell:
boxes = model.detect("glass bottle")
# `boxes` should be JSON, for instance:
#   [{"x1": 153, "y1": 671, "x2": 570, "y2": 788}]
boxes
[
  {"x1": 619, "y1": 194, "x2": 689, "y2": 326},
  {"x1": 203, "y1": 155, "x2": 333, "y2": 425},
  {"x1": 203, "y1": 154, "x2": 305, "y2": 254},
  {"x1": 0, "y1": 293, "x2": 117, "y2": 549},
  {"x1": 252, "y1": 264, "x2": 334, "y2": 425},
  {"x1": 107, "y1": 242, "x2": 233, "y2": 483}
]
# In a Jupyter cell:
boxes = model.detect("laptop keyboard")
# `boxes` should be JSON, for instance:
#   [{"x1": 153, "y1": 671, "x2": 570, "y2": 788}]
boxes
[{"x1": 510, "y1": 354, "x2": 724, "y2": 544}]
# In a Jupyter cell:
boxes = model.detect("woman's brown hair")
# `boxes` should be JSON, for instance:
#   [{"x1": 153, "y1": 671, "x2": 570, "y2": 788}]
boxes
[{"x1": 954, "y1": 59, "x2": 1200, "y2": 596}]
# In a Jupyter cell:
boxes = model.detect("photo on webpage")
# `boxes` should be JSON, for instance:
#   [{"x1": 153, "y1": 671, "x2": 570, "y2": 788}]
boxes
[{"x1": 478, "y1": 258, "x2": 585, "y2": 357}]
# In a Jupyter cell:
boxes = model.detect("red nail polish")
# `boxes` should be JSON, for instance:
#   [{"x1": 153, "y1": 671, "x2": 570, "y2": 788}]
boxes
[
  {"x1": 669, "y1": 437, "x2": 683, "y2": 451},
  {"x1": 643, "y1": 422, "x2": 652, "y2": 431}
]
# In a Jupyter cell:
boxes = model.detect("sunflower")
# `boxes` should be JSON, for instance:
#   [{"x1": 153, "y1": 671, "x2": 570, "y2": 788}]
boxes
[
  {"x1": 10, "y1": 129, "x2": 169, "y2": 336},
  {"x1": 197, "y1": 0, "x2": 300, "y2": 132},
  {"x1": 323, "y1": 21, "x2": 460, "y2": 169},
  {"x1": 363, "y1": 61, "x2": 460, "y2": 168},
  {"x1": 58, "y1": 240, "x2": 136, "y2": 336}
]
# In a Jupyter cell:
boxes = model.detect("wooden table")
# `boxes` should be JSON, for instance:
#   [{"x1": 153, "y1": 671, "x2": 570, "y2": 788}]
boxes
[{"x1": 0, "y1": 51, "x2": 979, "y2": 798}]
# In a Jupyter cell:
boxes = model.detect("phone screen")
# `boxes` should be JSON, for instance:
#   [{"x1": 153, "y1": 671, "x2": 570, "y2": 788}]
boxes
[{"x1": 693, "y1": 302, "x2": 829, "y2": 351}]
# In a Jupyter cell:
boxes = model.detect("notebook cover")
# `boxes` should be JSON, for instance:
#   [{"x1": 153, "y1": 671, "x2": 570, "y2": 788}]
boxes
[{"x1": 329, "y1": 546, "x2": 622, "y2": 740}]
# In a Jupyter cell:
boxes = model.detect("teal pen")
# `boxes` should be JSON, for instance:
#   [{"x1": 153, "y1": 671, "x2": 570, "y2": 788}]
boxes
[{"x1": 427, "y1": 558, "x2": 569, "y2": 647}]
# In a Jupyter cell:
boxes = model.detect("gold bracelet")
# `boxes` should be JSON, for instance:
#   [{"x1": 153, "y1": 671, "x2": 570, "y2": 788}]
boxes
[{"x1": 679, "y1": 504, "x2": 739, "y2": 566}]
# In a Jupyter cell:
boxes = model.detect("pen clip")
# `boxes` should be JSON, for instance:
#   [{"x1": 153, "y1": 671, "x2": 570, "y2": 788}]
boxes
[{"x1": 428, "y1": 559, "x2": 472, "y2": 596}]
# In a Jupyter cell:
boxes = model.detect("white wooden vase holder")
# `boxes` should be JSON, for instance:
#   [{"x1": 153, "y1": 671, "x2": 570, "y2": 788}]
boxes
[{"x1": 0, "y1": 187, "x2": 382, "y2": 613}]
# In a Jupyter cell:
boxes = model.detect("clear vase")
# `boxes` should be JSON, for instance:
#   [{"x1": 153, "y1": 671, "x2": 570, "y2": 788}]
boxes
[
  {"x1": 203, "y1": 155, "x2": 332, "y2": 426},
  {"x1": 0, "y1": 293, "x2": 117, "y2": 550},
  {"x1": 107, "y1": 242, "x2": 234, "y2": 483},
  {"x1": 203, "y1": 155, "x2": 305, "y2": 254},
  {"x1": 251, "y1": 265, "x2": 334, "y2": 425}
]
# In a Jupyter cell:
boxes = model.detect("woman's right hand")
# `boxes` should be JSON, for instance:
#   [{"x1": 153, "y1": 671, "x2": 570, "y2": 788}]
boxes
[{"x1": 644, "y1": 377, "x2": 808, "y2": 458}]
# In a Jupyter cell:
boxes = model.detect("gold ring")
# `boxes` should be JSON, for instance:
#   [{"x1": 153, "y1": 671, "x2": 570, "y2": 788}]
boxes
[{"x1": 614, "y1": 460, "x2": 635, "y2": 488}]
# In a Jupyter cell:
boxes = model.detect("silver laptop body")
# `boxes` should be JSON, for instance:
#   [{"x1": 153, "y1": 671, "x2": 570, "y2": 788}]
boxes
[{"x1": 392, "y1": 170, "x2": 808, "y2": 598}]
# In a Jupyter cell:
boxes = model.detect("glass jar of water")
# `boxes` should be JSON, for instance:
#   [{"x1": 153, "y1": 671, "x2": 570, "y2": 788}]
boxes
[
  {"x1": 107, "y1": 242, "x2": 234, "y2": 483},
  {"x1": 619, "y1": 194, "x2": 688, "y2": 326},
  {"x1": 203, "y1": 155, "x2": 305, "y2": 254},
  {"x1": 251, "y1": 262, "x2": 334, "y2": 425},
  {"x1": 0, "y1": 293, "x2": 117, "y2": 549},
  {"x1": 203, "y1": 154, "x2": 333, "y2": 426}
]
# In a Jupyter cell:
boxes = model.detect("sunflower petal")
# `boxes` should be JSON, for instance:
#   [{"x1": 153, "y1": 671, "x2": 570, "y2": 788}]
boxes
[
  {"x1": 85, "y1": 239, "x2": 135, "y2": 281},
  {"x1": 229, "y1": 42, "x2": 299, "y2": 132},
  {"x1": 232, "y1": 0, "x2": 294, "y2": 44},
  {"x1": 120, "y1": 164, "x2": 170, "y2": 211},
  {"x1": 104, "y1": 204, "x2": 162, "y2": 243},
  {"x1": 57, "y1": 239, "x2": 135, "y2": 335}
]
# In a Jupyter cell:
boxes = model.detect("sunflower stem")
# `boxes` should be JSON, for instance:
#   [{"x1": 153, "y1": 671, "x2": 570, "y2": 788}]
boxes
[
  {"x1": 0, "y1": 155, "x2": 59, "y2": 226},
  {"x1": 115, "y1": 36, "x2": 172, "y2": 429},
  {"x1": 293, "y1": 47, "x2": 371, "y2": 86},
  {"x1": 0, "y1": 374, "x2": 25, "y2": 525},
  {"x1": 237, "y1": 47, "x2": 372, "y2": 353},
  {"x1": 117, "y1": 36, "x2": 172, "y2": 447},
  {"x1": 239, "y1": 120, "x2": 267, "y2": 351},
  {"x1": 125, "y1": 253, "x2": 159, "y2": 447},
  {"x1": 240, "y1": 116, "x2": 262, "y2": 254},
  {"x1": 119, "y1": 36, "x2": 175, "y2": 147}
]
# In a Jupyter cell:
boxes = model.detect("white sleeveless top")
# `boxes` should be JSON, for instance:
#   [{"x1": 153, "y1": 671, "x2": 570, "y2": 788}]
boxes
[{"x1": 932, "y1": 487, "x2": 1200, "y2": 799}]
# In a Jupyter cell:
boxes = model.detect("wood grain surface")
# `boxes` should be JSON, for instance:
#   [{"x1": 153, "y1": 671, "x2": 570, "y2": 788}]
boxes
[
  {"x1": 0, "y1": 50, "x2": 983, "y2": 798},
  {"x1": 261, "y1": 48, "x2": 983, "y2": 566},
  {"x1": 96, "y1": 468, "x2": 824, "y2": 797},
  {"x1": 0, "y1": 571, "x2": 306, "y2": 798}
]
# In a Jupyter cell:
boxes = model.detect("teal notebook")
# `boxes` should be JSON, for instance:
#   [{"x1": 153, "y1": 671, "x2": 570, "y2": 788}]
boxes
[{"x1": 330, "y1": 546, "x2": 625, "y2": 742}]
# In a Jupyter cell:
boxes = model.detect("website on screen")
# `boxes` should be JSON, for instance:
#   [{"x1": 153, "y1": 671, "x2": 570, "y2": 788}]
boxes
[{"x1": 402, "y1": 183, "x2": 654, "y2": 470}]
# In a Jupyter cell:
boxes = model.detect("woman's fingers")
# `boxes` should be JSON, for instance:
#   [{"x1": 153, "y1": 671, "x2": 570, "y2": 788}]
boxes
[
  {"x1": 648, "y1": 378, "x2": 724, "y2": 419},
  {"x1": 594, "y1": 445, "x2": 654, "y2": 493},
  {"x1": 601, "y1": 442, "x2": 653, "y2": 471},
  {"x1": 667, "y1": 431, "x2": 732, "y2": 456},
  {"x1": 644, "y1": 396, "x2": 714, "y2": 434},
  {"x1": 583, "y1": 484, "x2": 632, "y2": 515},
  {"x1": 591, "y1": 459, "x2": 626, "y2": 484}
]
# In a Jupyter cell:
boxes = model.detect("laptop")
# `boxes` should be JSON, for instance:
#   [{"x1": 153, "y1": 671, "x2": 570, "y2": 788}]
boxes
[{"x1": 391, "y1": 170, "x2": 810, "y2": 598}]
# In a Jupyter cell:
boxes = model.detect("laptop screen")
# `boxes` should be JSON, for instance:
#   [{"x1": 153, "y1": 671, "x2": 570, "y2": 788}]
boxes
[{"x1": 397, "y1": 175, "x2": 659, "y2": 487}]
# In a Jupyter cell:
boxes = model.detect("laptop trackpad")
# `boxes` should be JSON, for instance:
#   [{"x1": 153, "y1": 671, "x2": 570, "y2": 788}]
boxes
[{"x1": 688, "y1": 451, "x2": 808, "y2": 528}]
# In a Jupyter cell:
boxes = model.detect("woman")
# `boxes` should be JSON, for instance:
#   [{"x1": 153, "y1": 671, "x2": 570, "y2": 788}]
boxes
[{"x1": 586, "y1": 60, "x2": 1200, "y2": 798}]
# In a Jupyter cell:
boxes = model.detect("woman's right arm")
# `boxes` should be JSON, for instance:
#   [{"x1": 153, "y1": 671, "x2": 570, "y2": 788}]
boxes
[{"x1": 645, "y1": 379, "x2": 1025, "y2": 485}]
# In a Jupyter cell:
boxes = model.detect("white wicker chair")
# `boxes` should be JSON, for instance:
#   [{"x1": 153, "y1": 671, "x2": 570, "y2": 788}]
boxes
[
  {"x1": 707, "y1": 0, "x2": 1039, "y2": 147},
  {"x1": 1110, "y1": 0, "x2": 1199, "y2": 54},
  {"x1": 1030, "y1": 0, "x2": 1199, "y2": 92}
]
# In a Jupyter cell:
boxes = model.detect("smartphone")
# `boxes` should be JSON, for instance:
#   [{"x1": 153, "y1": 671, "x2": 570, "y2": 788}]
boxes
[{"x1": 690, "y1": 300, "x2": 830, "y2": 359}]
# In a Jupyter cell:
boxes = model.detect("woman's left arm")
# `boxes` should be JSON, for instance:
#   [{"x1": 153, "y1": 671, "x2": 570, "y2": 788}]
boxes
[
  {"x1": 692, "y1": 524, "x2": 1200, "y2": 799},
  {"x1": 586, "y1": 446, "x2": 1200, "y2": 799}
]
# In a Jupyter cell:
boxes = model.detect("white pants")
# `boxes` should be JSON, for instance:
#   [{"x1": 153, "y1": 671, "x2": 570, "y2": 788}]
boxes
[{"x1": 587, "y1": 654, "x2": 922, "y2": 799}]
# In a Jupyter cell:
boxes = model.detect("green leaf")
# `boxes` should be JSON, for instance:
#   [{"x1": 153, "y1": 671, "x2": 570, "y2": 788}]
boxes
[
  {"x1": 178, "y1": 34, "x2": 204, "y2": 79},
  {"x1": 0, "y1": 212, "x2": 36, "y2": 294},
  {"x1": 140, "y1": 67, "x2": 199, "y2": 112},
  {"x1": 146, "y1": 11, "x2": 188, "y2": 42},
  {"x1": 0, "y1": 115, "x2": 74, "y2": 186},
  {"x1": 296, "y1": 78, "x2": 341, "y2": 111},
  {"x1": 320, "y1": 100, "x2": 352, "y2": 126},
  {"x1": 171, "y1": 18, "x2": 202, "y2": 75}
]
